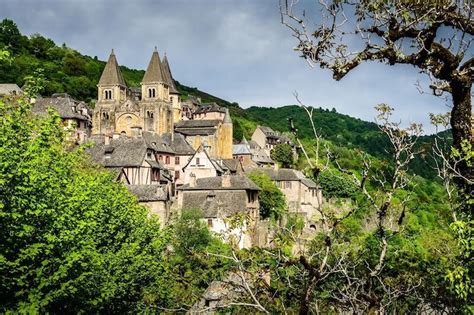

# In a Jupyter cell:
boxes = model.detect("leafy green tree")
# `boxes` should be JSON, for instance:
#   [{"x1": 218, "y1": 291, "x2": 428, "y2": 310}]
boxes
[
  {"x1": 317, "y1": 169, "x2": 358, "y2": 198},
  {"x1": 0, "y1": 94, "x2": 166, "y2": 313},
  {"x1": 270, "y1": 143, "x2": 294, "y2": 168},
  {"x1": 247, "y1": 171, "x2": 286, "y2": 220}
]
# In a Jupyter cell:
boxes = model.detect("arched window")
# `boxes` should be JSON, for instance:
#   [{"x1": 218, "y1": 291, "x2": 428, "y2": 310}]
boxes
[
  {"x1": 148, "y1": 88, "x2": 156, "y2": 98},
  {"x1": 104, "y1": 90, "x2": 112, "y2": 100}
]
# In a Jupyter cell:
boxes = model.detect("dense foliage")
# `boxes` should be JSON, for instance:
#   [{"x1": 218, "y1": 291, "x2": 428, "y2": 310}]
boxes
[
  {"x1": 247, "y1": 171, "x2": 287, "y2": 220},
  {"x1": 0, "y1": 94, "x2": 167, "y2": 312},
  {"x1": 270, "y1": 143, "x2": 294, "y2": 168}
]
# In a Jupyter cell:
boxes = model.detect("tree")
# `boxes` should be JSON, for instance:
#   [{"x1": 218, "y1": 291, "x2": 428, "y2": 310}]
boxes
[
  {"x1": 280, "y1": 0, "x2": 473, "y2": 196},
  {"x1": 270, "y1": 143, "x2": 294, "y2": 168},
  {"x1": 247, "y1": 171, "x2": 286, "y2": 220},
  {"x1": 0, "y1": 94, "x2": 166, "y2": 313}
]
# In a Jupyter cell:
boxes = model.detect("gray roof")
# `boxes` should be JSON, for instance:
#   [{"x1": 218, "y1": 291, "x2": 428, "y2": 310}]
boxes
[
  {"x1": 258, "y1": 168, "x2": 319, "y2": 188},
  {"x1": 175, "y1": 119, "x2": 221, "y2": 128},
  {"x1": 88, "y1": 137, "x2": 161, "y2": 168},
  {"x1": 162, "y1": 55, "x2": 178, "y2": 94},
  {"x1": 221, "y1": 159, "x2": 242, "y2": 173},
  {"x1": 98, "y1": 50, "x2": 126, "y2": 86},
  {"x1": 127, "y1": 184, "x2": 168, "y2": 201},
  {"x1": 181, "y1": 190, "x2": 251, "y2": 217},
  {"x1": 194, "y1": 102, "x2": 226, "y2": 114},
  {"x1": 223, "y1": 108, "x2": 232, "y2": 124},
  {"x1": 32, "y1": 94, "x2": 92, "y2": 121},
  {"x1": 142, "y1": 48, "x2": 165, "y2": 84},
  {"x1": 178, "y1": 175, "x2": 260, "y2": 191},
  {"x1": 142, "y1": 131, "x2": 175, "y2": 154},
  {"x1": 248, "y1": 140, "x2": 261, "y2": 149},
  {"x1": 0, "y1": 84, "x2": 22, "y2": 95},
  {"x1": 233, "y1": 144, "x2": 251, "y2": 155},
  {"x1": 258, "y1": 125, "x2": 277, "y2": 136},
  {"x1": 174, "y1": 120, "x2": 220, "y2": 136},
  {"x1": 162, "y1": 132, "x2": 195, "y2": 155}
]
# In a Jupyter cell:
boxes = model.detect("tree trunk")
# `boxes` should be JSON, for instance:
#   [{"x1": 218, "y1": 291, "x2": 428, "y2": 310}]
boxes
[{"x1": 449, "y1": 79, "x2": 473, "y2": 201}]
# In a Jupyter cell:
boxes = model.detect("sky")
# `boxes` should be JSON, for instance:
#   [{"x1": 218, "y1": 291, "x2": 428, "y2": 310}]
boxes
[{"x1": 0, "y1": 0, "x2": 459, "y2": 134}]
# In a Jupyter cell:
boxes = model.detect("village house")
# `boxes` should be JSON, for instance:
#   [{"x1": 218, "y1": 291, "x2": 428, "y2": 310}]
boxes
[
  {"x1": 258, "y1": 168, "x2": 322, "y2": 223},
  {"x1": 234, "y1": 137, "x2": 274, "y2": 168},
  {"x1": 177, "y1": 174, "x2": 261, "y2": 249},
  {"x1": 88, "y1": 135, "x2": 173, "y2": 224},
  {"x1": 251, "y1": 125, "x2": 295, "y2": 156},
  {"x1": 174, "y1": 104, "x2": 233, "y2": 159},
  {"x1": 32, "y1": 93, "x2": 92, "y2": 144}
]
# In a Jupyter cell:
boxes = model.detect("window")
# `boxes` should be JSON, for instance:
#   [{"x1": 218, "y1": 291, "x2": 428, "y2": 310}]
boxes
[
  {"x1": 104, "y1": 90, "x2": 112, "y2": 100},
  {"x1": 151, "y1": 169, "x2": 160, "y2": 181},
  {"x1": 147, "y1": 111, "x2": 154, "y2": 118},
  {"x1": 174, "y1": 170, "x2": 180, "y2": 179},
  {"x1": 207, "y1": 218, "x2": 213, "y2": 227},
  {"x1": 158, "y1": 155, "x2": 163, "y2": 161},
  {"x1": 165, "y1": 156, "x2": 170, "y2": 164},
  {"x1": 102, "y1": 112, "x2": 109, "y2": 120},
  {"x1": 285, "y1": 181, "x2": 292, "y2": 189},
  {"x1": 148, "y1": 88, "x2": 156, "y2": 98},
  {"x1": 196, "y1": 157, "x2": 200, "y2": 165},
  {"x1": 175, "y1": 156, "x2": 180, "y2": 164}
]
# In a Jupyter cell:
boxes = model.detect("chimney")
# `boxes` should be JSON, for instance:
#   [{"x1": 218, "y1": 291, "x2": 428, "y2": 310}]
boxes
[
  {"x1": 273, "y1": 162, "x2": 279, "y2": 171},
  {"x1": 104, "y1": 134, "x2": 111, "y2": 145},
  {"x1": 222, "y1": 173, "x2": 231, "y2": 188},
  {"x1": 189, "y1": 173, "x2": 196, "y2": 188}
]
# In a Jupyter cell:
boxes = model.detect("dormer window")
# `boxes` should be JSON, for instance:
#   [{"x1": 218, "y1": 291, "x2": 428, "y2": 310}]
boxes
[
  {"x1": 104, "y1": 89, "x2": 113, "y2": 100},
  {"x1": 148, "y1": 88, "x2": 156, "y2": 98}
]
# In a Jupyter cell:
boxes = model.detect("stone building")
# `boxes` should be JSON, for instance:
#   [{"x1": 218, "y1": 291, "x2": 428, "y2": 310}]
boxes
[
  {"x1": 251, "y1": 125, "x2": 294, "y2": 156},
  {"x1": 177, "y1": 174, "x2": 260, "y2": 249},
  {"x1": 174, "y1": 103, "x2": 233, "y2": 159},
  {"x1": 88, "y1": 135, "x2": 173, "y2": 224},
  {"x1": 92, "y1": 48, "x2": 180, "y2": 137},
  {"x1": 258, "y1": 168, "x2": 322, "y2": 222},
  {"x1": 32, "y1": 93, "x2": 92, "y2": 144}
]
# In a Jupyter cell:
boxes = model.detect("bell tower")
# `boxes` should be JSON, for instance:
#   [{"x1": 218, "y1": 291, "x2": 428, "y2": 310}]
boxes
[
  {"x1": 141, "y1": 47, "x2": 168, "y2": 101},
  {"x1": 97, "y1": 49, "x2": 127, "y2": 103}
]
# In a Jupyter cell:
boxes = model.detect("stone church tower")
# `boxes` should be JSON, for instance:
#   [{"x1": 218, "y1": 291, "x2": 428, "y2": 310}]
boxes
[{"x1": 92, "y1": 48, "x2": 177, "y2": 137}]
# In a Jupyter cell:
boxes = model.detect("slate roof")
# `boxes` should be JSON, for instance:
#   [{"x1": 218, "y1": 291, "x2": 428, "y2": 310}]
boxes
[
  {"x1": 174, "y1": 120, "x2": 220, "y2": 136},
  {"x1": 142, "y1": 48, "x2": 165, "y2": 83},
  {"x1": 175, "y1": 119, "x2": 221, "y2": 128},
  {"x1": 258, "y1": 125, "x2": 277, "y2": 136},
  {"x1": 0, "y1": 83, "x2": 22, "y2": 95},
  {"x1": 178, "y1": 175, "x2": 260, "y2": 191},
  {"x1": 258, "y1": 168, "x2": 319, "y2": 188},
  {"x1": 32, "y1": 94, "x2": 92, "y2": 121},
  {"x1": 127, "y1": 184, "x2": 168, "y2": 201},
  {"x1": 181, "y1": 190, "x2": 249, "y2": 217},
  {"x1": 194, "y1": 102, "x2": 226, "y2": 114},
  {"x1": 99, "y1": 50, "x2": 126, "y2": 86},
  {"x1": 248, "y1": 140, "x2": 261, "y2": 149},
  {"x1": 221, "y1": 159, "x2": 242, "y2": 173},
  {"x1": 233, "y1": 144, "x2": 251, "y2": 155},
  {"x1": 88, "y1": 137, "x2": 167, "y2": 168},
  {"x1": 161, "y1": 132, "x2": 195, "y2": 155},
  {"x1": 142, "y1": 131, "x2": 175, "y2": 154},
  {"x1": 162, "y1": 55, "x2": 178, "y2": 94}
]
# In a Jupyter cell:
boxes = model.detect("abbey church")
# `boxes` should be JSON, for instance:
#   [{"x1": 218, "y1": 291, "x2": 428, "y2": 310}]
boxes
[{"x1": 92, "y1": 48, "x2": 181, "y2": 137}]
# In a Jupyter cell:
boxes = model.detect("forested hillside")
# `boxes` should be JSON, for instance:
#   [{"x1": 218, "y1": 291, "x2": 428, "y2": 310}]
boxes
[{"x1": 0, "y1": 18, "x2": 442, "y2": 178}]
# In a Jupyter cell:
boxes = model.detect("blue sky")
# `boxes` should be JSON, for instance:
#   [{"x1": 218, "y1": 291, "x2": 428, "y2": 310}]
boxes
[{"x1": 0, "y1": 0, "x2": 457, "y2": 133}]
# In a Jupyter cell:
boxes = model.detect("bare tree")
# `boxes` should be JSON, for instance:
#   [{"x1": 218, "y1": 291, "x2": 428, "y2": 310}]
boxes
[{"x1": 280, "y1": 0, "x2": 473, "y2": 197}]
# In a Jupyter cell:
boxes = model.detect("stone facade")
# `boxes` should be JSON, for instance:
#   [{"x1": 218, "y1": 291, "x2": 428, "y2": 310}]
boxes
[{"x1": 92, "y1": 49, "x2": 179, "y2": 137}]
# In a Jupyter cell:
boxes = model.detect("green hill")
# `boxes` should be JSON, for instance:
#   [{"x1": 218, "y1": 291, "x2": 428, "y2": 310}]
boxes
[{"x1": 0, "y1": 18, "x2": 442, "y2": 179}]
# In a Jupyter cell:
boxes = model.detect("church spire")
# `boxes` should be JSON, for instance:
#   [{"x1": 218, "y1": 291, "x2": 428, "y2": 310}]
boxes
[
  {"x1": 142, "y1": 48, "x2": 165, "y2": 83},
  {"x1": 162, "y1": 54, "x2": 178, "y2": 94},
  {"x1": 98, "y1": 49, "x2": 126, "y2": 86}
]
